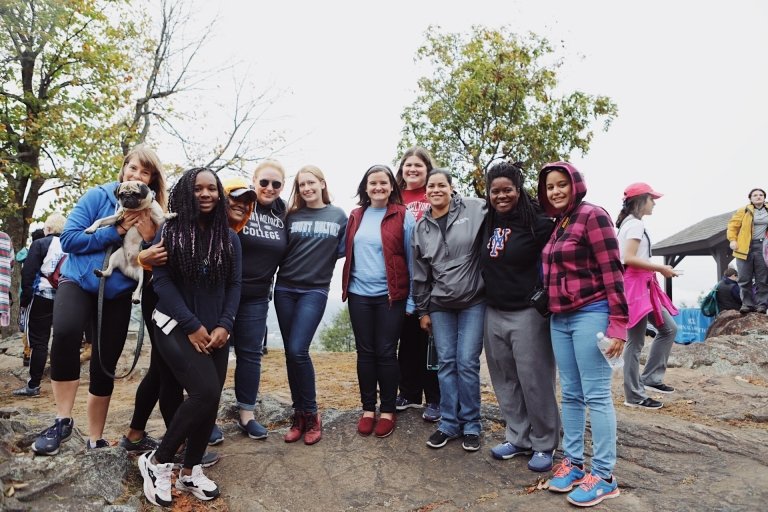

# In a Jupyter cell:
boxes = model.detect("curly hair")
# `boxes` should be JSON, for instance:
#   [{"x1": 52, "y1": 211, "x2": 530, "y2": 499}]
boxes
[
  {"x1": 484, "y1": 161, "x2": 541, "y2": 234},
  {"x1": 162, "y1": 167, "x2": 234, "y2": 288}
]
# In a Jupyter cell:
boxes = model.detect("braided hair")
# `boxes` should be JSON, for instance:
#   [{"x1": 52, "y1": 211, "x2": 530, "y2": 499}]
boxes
[
  {"x1": 616, "y1": 194, "x2": 650, "y2": 228},
  {"x1": 162, "y1": 167, "x2": 234, "y2": 288},
  {"x1": 484, "y1": 161, "x2": 541, "y2": 237}
]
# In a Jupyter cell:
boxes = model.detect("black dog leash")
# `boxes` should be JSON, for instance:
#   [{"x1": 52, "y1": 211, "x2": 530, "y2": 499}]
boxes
[{"x1": 96, "y1": 248, "x2": 144, "y2": 379}]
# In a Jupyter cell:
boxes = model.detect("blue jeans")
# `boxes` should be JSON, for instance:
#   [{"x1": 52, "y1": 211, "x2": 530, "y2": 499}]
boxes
[
  {"x1": 232, "y1": 296, "x2": 269, "y2": 410},
  {"x1": 550, "y1": 310, "x2": 617, "y2": 479},
  {"x1": 430, "y1": 302, "x2": 485, "y2": 436},
  {"x1": 273, "y1": 287, "x2": 328, "y2": 414}
]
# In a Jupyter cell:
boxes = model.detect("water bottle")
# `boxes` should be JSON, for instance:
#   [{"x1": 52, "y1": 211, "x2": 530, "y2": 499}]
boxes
[{"x1": 596, "y1": 332, "x2": 624, "y2": 370}]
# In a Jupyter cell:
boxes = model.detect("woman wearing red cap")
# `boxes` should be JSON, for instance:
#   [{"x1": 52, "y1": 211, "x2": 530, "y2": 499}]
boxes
[{"x1": 616, "y1": 183, "x2": 679, "y2": 410}]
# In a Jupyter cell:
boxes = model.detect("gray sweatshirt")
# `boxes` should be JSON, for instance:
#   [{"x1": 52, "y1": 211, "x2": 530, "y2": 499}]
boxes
[
  {"x1": 276, "y1": 204, "x2": 348, "y2": 290},
  {"x1": 412, "y1": 195, "x2": 486, "y2": 314}
]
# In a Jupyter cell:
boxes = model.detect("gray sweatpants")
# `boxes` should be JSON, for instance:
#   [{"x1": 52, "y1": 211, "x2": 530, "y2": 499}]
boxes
[
  {"x1": 623, "y1": 308, "x2": 677, "y2": 403},
  {"x1": 483, "y1": 306, "x2": 560, "y2": 452}
]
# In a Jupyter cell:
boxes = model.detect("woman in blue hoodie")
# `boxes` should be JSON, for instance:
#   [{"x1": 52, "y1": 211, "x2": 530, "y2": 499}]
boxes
[{"x1": 32, "y1": 145, "x2": 167, "y2": 456}]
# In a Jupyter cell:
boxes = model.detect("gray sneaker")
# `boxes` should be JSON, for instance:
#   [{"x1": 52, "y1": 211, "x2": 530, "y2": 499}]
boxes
[
  {"x1": 422, "y1": 403, "x2": 441, "y2": 422},
  {"x1": 119, "y1": 432, "x2": 159, "y2": 453},
  {"x1": 173, "y1": 449, "x2": 220, "y2": 468},
  {"x1": 12, "y1": 385, "x2": 40, "y2": 397}
]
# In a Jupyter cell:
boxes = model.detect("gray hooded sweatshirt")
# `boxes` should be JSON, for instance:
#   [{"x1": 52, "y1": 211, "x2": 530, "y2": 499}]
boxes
[{"x1": 411, "y1": 194, "x2": 486, "y2": 315}]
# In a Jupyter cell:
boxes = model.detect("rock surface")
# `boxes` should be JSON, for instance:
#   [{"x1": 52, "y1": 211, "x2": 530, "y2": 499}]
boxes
[{"x1": 0, "y1": 332, "x2": 766, "y2": 511}]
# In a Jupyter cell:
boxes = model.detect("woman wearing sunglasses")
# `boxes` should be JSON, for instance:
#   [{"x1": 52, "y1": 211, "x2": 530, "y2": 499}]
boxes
[{"x1": 219, "y1": 161, "x2": 288, "y2": 443}]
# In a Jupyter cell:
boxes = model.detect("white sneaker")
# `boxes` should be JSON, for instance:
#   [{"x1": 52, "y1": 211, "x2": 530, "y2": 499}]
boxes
[
  {"x1": 175, "y1": 464, "x2": 220, "y2": 501},
  {"x1": 138, "y1": 450, "x2": 173, "y2": 507}
]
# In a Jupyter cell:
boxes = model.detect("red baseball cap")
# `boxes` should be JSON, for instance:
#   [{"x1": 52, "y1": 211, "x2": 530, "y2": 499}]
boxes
[{"x1": 623, "y1": 182, "x2": 663, "y2": 199}]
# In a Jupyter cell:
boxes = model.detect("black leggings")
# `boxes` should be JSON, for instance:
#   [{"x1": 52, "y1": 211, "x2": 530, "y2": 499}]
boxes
[
  {"x1": 129, "y1": 282, "x2": 184, "y2": 431},
  {"x1": 26, "y1": 296, "x2": 54, "y2": 389},
  {"x1": 50, "y1": 282, "x2": 131, "y2": 396},
  {"x1": 397, "y1": 313, "x2": 440, "y2": 405},
  {"x1": 153, "y1": 325, "x2": 228, "y2": 469}
]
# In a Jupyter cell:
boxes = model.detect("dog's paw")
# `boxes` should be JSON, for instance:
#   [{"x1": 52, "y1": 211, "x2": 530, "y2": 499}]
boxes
[
  {"x1": 93, "y1": 269, "x2": 104, "y2": 278},
  {"x1": 165, "y1": 212, "x2": 178, "y2": 220},
  {"x1": 84, "y1": 227, "x2": 97, "y2": 234}
]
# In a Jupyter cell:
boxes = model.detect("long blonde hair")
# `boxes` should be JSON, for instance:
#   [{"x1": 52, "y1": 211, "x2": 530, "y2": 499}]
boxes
[
  {"x1": 288, "y1": 165, "x2": 332, "y2": 213},
  {"x1": 119, "y1": 144, "x2": 167, "y2": 210}
]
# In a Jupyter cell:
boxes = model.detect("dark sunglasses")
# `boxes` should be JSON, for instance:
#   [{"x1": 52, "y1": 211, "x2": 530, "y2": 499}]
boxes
[{"x1": 258, "y1": 179, "x2": 282, "y2": 189}]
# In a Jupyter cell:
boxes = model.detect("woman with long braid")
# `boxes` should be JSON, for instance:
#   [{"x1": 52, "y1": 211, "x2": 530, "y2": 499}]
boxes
[
  {"x1": 139, "y1": 168, "x2": 241, "y2": 507},
  {"x1": 480, "y1": 161, "x2": 560, "y2": 472}
]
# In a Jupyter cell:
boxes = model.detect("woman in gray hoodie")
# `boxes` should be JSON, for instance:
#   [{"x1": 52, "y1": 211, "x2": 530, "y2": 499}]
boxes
[{"x1": 412, "y1": 169, "x2": 486, "y2": 452}]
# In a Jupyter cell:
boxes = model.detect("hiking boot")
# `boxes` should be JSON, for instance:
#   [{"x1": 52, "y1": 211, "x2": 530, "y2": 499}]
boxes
[
  {"x1": 422, "y1": 403, "x2": 441, "y2": 422},
  {"x1": 173, "y1": 449, "x2": 220, "y2": 469},
  {"x1": 175, "y1": 464, "x2": 220, "y2": 501},
  {"x1": 426, "y1": 430, "x2": 458, "y2": 449},
  {"x1": 119, "y1": 432, "x2": 159, "y2": 453},
  {"x1": 566, "y1": 472, "x2": 620, "y2": 507},
  {"x1": 757, "y1": 304, "x2": 768, "y2": 314},
  {"x1": 86, "y1": 439, "x2": 111, "y2": 450},
  {"x1": 303, "y1": 412, "x2": 322, "y2": 445},
  {"x1": 374, "y1": 416, "x2": 396, "y2": 438},
  {"x1": 548, "y1": 458, "x2": 586, "y2": 492},
  {"x1": 284, "y1": 410, "x2": 305, "y2": 443},
  {"x1": 623, "y1": 397, "x2": 663, "y2": 409},
  {"x1": 644, "y1": 383, "x2": 675, "y2": 394},
  {"x1": 395, "y1": 396, "x2": 422, "y2": 411},
  {"x1": 32, "y1": 418, "x2": 74, "y2": 455},
  {"x1": 208, "y1": 424, "x2": 224, "y2": 446},
  {"x1": 12, "y1": 385, "x2": 40, "y2": 397},
  {"x1": 138, "y1": 450, "x2": 173, "y2": 507},
  {"x1": 528, "y1": 451, "x2": 554, "y2": 472},
  {"x1": 462, "y1": 433, "x2": 481, "y2": 452},
  {"x1": 740, "y1": 305, "x2": 755, "y2": 314},
  {"x1": 491, "y1": 441, "x2": 532, "y2": 460},
  {"x1": 237, "y1": 419, "x2": 268, "y2": 440}
]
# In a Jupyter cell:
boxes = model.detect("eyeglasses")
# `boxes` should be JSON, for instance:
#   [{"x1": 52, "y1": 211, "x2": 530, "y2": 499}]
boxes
[{"x1": 258, "y1": 179, "x2": 282, "y2": 189}]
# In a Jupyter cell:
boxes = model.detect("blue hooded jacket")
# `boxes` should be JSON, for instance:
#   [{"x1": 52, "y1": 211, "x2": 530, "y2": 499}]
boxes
[{"x1": 59, "y1": 181, "x2": 137, "y2": 298}]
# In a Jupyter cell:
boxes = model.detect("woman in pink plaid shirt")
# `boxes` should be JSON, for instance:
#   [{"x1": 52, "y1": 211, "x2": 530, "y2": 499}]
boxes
[{"x1": 537, "y1": 162, "x2": 627, "y2": 508}]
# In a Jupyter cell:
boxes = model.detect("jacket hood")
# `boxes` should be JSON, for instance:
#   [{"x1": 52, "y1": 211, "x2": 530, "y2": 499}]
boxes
[{"x1": 537, "y1": 161, "x2": 587, "y2": 217}]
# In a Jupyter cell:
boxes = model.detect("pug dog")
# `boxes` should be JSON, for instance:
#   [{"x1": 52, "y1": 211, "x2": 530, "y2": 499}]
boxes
[{"x1": 85, "y1": 180, "x2": 176, "y2": 303}]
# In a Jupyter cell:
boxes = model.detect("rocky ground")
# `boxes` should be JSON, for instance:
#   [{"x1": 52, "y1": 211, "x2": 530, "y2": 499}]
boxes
[{"x1": 0, "y1": 312, "x2": 766, "y2": 511}]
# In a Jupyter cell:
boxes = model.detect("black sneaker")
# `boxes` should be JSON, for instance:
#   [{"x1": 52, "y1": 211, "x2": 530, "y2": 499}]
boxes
[
  {"x1": 32, "y1": 418, "x2": 74, "y2": 455},
  {"x1": 462, "y1": 433, "x2": 481, "y2": 452},
  {"x1": 173, "y1": 449, "x2": 220, "y2": 468},
  {"x1": 623, "y1": 397, "x2": 663, "y2": 409},
  {"x1": 644, "y1": 383, "x2": 675, "y2": 394},
  {"x1": 86, "y1": 439, "x2": 111, "y2": 450},
  {"x1": 119, "y1": 432, "x2": 159, "y2": 453},
  {"x1": 426, "y1": 430, "x2": 458, "y2": 449}
]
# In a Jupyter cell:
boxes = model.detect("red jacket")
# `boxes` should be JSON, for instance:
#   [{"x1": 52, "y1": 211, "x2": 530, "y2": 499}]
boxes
[{"x1": 341, "y1": 204, "x2": 409, "y2": 303}]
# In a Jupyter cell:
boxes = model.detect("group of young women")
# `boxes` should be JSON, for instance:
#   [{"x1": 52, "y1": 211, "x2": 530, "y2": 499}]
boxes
[{"x1": 27, "y1": 141, "x2": 685, "y2": 508}]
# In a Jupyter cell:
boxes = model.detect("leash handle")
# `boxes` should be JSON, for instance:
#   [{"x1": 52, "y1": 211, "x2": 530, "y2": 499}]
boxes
[{"x1": 96, "y1": 248, "x2": 144, "y2": 380}]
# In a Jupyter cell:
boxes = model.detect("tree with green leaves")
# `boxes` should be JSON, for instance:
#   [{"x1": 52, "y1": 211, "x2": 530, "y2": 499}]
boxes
[
  {"x1": 319, "y1": 306, "x2": 354, "y2": 352},
  {"x1": 399, "y1": 26, "x2": 618, "y2": 196}
]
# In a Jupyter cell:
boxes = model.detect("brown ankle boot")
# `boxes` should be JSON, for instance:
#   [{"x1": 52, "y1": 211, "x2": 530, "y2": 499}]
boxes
[
  {"x1": 303, "y1": 412, "x2": 322, "y2": 445},
  {"x1": 284, "y1": 410, "x2": 305, "y2": 443}
]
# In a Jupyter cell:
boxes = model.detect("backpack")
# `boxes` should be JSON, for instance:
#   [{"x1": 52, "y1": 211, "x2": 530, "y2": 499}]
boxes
[
  {"x1": 700, "y1": 285, "x2": 719, "y2": 317},
  {"x1": 41, "y1": 237, "x2": 67, "y2": 289}
]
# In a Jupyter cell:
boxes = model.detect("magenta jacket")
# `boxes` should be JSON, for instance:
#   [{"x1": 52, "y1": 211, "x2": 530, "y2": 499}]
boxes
[{"x1": 624, "y1": 267, "x2": 678, "y2": 328}]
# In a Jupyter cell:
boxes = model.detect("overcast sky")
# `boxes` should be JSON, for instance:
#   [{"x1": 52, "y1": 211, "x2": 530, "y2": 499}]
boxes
[{"x1": 158, "y1": 0, "x2": 767, "y2": 306}]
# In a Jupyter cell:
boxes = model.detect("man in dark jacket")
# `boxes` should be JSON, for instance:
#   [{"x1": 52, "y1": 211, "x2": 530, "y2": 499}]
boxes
[{"x1": 716, "y1": 268, "x2": 742, "y2": 312}]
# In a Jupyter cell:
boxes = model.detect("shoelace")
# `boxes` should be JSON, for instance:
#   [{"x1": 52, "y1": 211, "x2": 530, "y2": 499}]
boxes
[
  {"x1": 188, "y1": 465, "x2": 215, "y2": 487},
  {"x1": 578, "y1": 473, "x2": 601, "y2": 491},
  {"x1": 153, "y1": 461, "x2": 173, "y2": 492},
  {"x1": 552, "y1": 458, "x2": 574, "y2": 477}
]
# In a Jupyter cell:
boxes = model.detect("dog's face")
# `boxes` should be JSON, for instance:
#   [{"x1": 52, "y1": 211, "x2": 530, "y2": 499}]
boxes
[{"x1": 116, "y1": 181, "x2": 153, "y2": 210}]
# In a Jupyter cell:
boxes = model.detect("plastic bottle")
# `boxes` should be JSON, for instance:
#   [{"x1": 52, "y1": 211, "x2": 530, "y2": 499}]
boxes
[{"x1": 596, "y1": 332, "x2": 624, "y2": 369}]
